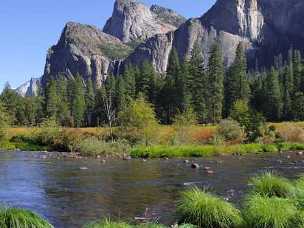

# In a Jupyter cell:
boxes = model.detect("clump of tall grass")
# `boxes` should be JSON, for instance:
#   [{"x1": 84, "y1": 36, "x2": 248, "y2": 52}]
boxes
[
  {"x1": 0, "y1": 207, "x2": 53, "y2": 228},
  {"x1": 84, "y1": 219, "x2": 168, "y2": 228},
  {"x1": 84, "y1": 218, "x2": 132, "y2": 228},
  {"x1": 177, "y1": 187, "x2": 243, "y2": 228},
  {"x1": 136, "y1": 224, "x2": 167, "y2": 228},
  {"x1": 78, "y1": 137, "x2": 131, "y2": 157},
  {"x1": 249, "y1": 172, "x2": 295, "y2": 198},
  {"x1": 243, "y1": 194, "x2": 298, "y2": 228}
]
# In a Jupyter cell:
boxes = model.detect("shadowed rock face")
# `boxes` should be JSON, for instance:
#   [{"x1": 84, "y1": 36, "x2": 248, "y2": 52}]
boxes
[
  {"x1": 42, "y1": 22, "x2": 131, "y2": 87},
  {"x1": 39, "y1": 0, "x2": 304, "y2": 92},
  {"x1": 103, "y1": 0, "x2": 186, "y2": 43}
]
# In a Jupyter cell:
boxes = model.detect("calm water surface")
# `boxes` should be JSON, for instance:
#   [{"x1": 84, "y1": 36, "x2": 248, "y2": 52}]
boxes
[{"x1": 0, "y1": 151, "x2": 304, "y2": 227}]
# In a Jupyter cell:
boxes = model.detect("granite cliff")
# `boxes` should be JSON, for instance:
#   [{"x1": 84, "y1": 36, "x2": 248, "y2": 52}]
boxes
[{"x1": 38, "y1": 0, "x2": 304, "y2": 90}]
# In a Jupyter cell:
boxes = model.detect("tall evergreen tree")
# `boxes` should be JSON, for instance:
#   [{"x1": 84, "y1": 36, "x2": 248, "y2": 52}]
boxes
[
  {"x1": 123, "y1": 64, "x2": 136, "y2": 100},
  {"x1": 141, "y1": 61, "x2": 157, "y2": 103},
  {"x1": 207, "y1": 42, "x2": 224, "y2": 123},
  {"x1": 161, "y1": 48, "x2": 181, "y2": 123},
  {"x1": 85, "y1": 78, "x2": 95, "y2": 126},
  {"x1": 71, "y1": 75, "x2": 86, "y2": 127},
  {"x1": 188, "y1": 41, "x2": 207, "y2": 123},
  {"x1": 45, "y1": 79, "x2": 59, "y2": 119},
  {"x1": 224, "y1": 43, "x2": 250, "y2": 116},
  {"x1": 282, "y1": 66, "x2": 293, "y2": 119},
  {"x1": 292, "y1": 92, "x2": 304, "y2": 120},
  {"x1": 293, "y1": 50, "x2": 303, "y2": 92},
  {"x1": 264, "y1": 67, "x2": 282, "y2": 120}
]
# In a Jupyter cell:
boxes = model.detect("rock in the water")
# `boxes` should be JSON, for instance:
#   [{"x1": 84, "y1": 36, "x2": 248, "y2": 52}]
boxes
[{"x1": 191, "y1": 163, "x2": 200, "y2": 169}]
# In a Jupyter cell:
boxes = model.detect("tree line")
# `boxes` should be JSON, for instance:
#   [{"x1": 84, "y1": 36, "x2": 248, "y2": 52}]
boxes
[{"x1": 1, "y1": 42, "x2": 304, "y2": 127}]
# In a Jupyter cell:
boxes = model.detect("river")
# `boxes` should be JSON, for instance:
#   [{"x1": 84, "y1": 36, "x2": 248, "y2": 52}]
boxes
[{"x1": 0, "y1": 151, "x2": 303, "y2": 227}]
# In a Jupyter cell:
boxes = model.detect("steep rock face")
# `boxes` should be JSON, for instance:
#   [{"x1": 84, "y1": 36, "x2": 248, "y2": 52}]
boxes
[
  {"x1": 129, "y1": 0, "x2": 304, "y2": 72},
  {"x1": 103, "y1": 0, "x2": 186, "y2": 43},
  {"x1": 42, "y1": 22, "x2": 131, "y2": 87},
  {"x1": 201, "y1": 0, "x2": 264, "y2": 41},
  {"x1": 40, "y1": 0, "x2": 304, "y2": 93},
  {"x1": 16, "y1": 78, "x2": 40, "y2": 97},
  {"x1": 124, "y1": 32, "x2": 174, "y2": 73}
]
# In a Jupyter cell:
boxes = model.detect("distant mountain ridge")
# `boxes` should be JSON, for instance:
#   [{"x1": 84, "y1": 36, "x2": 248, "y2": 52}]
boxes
[{"x1": 17, "y1": 0, "x2": 304, "y2": 96}]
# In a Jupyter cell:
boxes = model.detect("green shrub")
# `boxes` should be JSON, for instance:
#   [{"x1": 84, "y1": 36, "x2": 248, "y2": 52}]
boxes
[
  {"x1": 249, "y1": 172, "x2": 295, "y2": 198},
  {"x1": 243, "y1": 194, "x2": 298, "y2": 228},
  {"x1": 216, "y1": 119, "x2": 244, "y2": 143},
  {"x1": 0, "y1": 207, "x2": 53, "y2": 228},
  {"x1": 34, "y1": 117, "x2": 61, "y2": 147},
  {"x1": 118, "y1": 97, "x2": 159, "y2": 146},
  {"x1": 173, "y1": 108, "x2": 197, "y2": 145},
  {"x1": 177, "y1": 188, "x2": 243, "y2": 228},
  {"x1": 78, "y1": 137, "x2": 131, "y2": 157}
]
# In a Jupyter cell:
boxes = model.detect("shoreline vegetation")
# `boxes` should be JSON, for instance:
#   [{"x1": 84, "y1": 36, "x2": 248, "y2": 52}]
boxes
[
  {"x1": 1, "y1": 121, "x2": 304, "y2": 159},
  {"x1": 4, "y1": 172, "x2": 304, "y2": 228}
]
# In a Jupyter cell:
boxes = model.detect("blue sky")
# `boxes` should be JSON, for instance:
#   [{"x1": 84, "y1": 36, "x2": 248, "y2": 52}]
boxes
[{"x1": 0, "y1": 0, "x2": 215, "y2": 91}]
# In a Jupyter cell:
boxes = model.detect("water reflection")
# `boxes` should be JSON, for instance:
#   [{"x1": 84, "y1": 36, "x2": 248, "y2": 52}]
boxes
[{"x1": 0, "y1": 151, "x2": 304, "y2": 227}]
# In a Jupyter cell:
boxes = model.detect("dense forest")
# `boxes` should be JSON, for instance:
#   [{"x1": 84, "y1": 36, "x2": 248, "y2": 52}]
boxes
[{"x1": 1, "y1": 42, "x2": 304, "y2": 127}]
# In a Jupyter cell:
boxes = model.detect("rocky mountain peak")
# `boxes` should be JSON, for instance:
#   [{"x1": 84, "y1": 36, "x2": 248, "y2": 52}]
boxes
[
  {"x1": 43, "y1": 22, "x2": 132, "y2": 88},
  {"x1": 103, "y1": 0, "x2": 186, "y2": 43},
  {"x1": 201, "y1": 0, "x2": 264, "y2": 41}
]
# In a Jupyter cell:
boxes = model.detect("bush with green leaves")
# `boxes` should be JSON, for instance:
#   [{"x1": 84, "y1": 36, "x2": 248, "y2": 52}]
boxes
[
  {"x1": 230, "y1": 100, "x2": 266, "y2": 142},
  {"x1": 78, "y1": 137, "x2": 131, "y2": 157},
  {"x1": 177, "y1": 187, "x2": 243, "y2": 228},
  {"x1": 0, "y1": 207, "x2": 53, "y2": 228},
  {"x1": 249, "y1": 172, "x2": 295, "y2": 198},
  {"x1": 243, "y1": 194, "x2": 298, "y2": 228},
  {"x1": 173, "y1": 107, "x2": 197, "y2": 144},
  {"x1": 216, "y1": 119, "x2": 244, "y2": 143},
  {"x1": 34, "y1": 117, "x2": 61, "y2": 146},
  {"x1": 118, "y1": 97, "x2": 159, "y2": 146}
]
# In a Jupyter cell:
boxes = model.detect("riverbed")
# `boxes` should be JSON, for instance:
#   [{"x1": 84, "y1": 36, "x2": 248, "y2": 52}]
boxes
[{"x1": 0, "y1": 151, "x2": 303, "y2": 227}]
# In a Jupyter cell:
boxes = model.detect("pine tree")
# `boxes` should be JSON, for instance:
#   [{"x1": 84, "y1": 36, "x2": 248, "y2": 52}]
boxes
[
  {"x1": 138, "y1": 61, "x2": 157, "y2": 103},
  {"x1": 224, "y1": 43, "x2": 250, "y2": 116},
  {"x1": 45, "y1": 79, "x2": 59, "y2": 119},
  {"x1": 188, "y1": 41, "x2": 207, "y2": 123},
  {"x1": 71, "y1": 75, "x2": 86, "y2": 127},
  {"x1": 293, "y1": 50, "x2": 302, "y2": 92},
  {"x1": 264, "y1": 67, "x2": 282, "y2": 120},
  {"x1": 282, "y1": 66, "x2": 292, "y2": 119},
  {"x1": 207, "y1": 42, "x2": 224, "y2": 123},
  {"x1": 116, "y1": 77, "x2": 127, "y2": 112},
  {"x1": 56, "y1": 76, "x2": 71, "y2": 126},
  {"x1": 85, "y1": 79, "x2": 95, "y2": 126},
  {"x1": 292, "y1": 92, "x2": 304, "y2": 120},
  {"x1": 160, "y1": 48, "x2": 181, "y2": 123},
  {"x1": 123, "y1": 64, "x2": 136, "y2": 100}
]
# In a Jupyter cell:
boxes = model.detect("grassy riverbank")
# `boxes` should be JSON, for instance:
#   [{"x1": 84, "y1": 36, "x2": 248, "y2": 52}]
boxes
[
  {"x1": 130, "y1": 143, "x2": 304, "y2": 158},
  {"x1": 2, "y1": 122, "x2": 304, "y2": 159}
]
